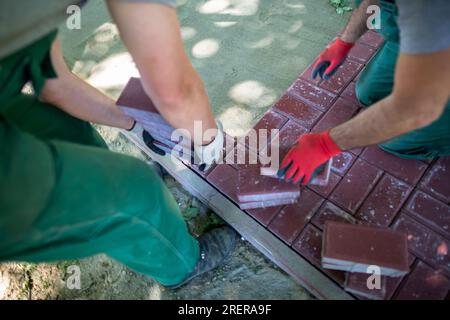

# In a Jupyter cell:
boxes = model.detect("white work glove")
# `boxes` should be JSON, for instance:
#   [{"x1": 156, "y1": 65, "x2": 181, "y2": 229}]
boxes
[{"x1": 193, "y1": 120, "x2": 224, "y2": 167}]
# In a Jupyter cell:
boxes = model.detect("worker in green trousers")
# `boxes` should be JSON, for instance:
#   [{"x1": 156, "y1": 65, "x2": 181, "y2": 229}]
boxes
[
  {"x1": 0, "y1": 0, "x2": 236, "y2": 288},
  {"x1": 278, "y1": 0, "x2": 450, "y2": 185}
]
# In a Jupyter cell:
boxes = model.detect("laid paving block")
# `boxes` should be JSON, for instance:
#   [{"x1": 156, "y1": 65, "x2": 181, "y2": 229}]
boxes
[
  {"x1": 311, "y1": 98, "x2": 359, "y2": 133},
  {"x1": 238, "y1": 110, "x2": 288, "y2": 153},
  {"x1": 246, "y1": 206, "x2": 282, "y2": 227},
  {"x1": 355, "y1": 174, "x2": 413, "y2": 227},
  {"x1": 273, "y1": 94, "x2": 323, "y2": 129},
  {"x1": 419, "y1": 157, "x2": 450, "y2": 203},
  {"x1": 361, "y1": 146, "x2": 428, "y2": 184},
  {"x1": 237, "y1": 167, "x2": 300, "y2": 203},
  {"x1": 288, "y1": 78, "x2": 337, "y2": 112},
  {"x1": 404, "y1": 191, "x2": 450, "y2": 239},
  {"x1": 227, "y1": 144, "x2": 261, "y2": 170},
  {"x1": 359, "y1": 31, "x2": 384, "y2": 49},
  {"x1": 393, "y1": 214, "x2": 449, "y2": 275},
  {"x1": 331, "y1": 152, "x2": 356, "y2": 176},
  {"x1": 348, "y1": 43, "x2": 376, "y2": 64},
  {"x1": 311, "y1": 201, "x2": 357, "y2": 231},
  {"x1": 319, "y1": 59, "x2": 364, "y2": 94},
  {"x1": 322, "y1": 221, "x2": 410, "y2": 276},
  {"x1": 341, "y1": 81, "x2": 361, "y2": 106},
  {"x1": 206, "y1": 164, "x2": 239, "y2": 203},
  {"x1": 293, "y1": 224, "x2": 346, "y2": 285},
  {"x1": 395, "y1": 261, "x2": 450, "y2": 300},
  {"x1": 330, "y1": 158, "x2": 383, "y2": 214},
  {"x1": 268, "y1": 189, "x2": 324, "y2": 244},
  {"x1": 308, "y1": 171, "x2": 341, "y2": 198}
]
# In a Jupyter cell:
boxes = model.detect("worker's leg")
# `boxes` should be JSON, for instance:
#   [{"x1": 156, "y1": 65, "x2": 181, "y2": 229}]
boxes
[
  {"x1": 0, "y1": 119, "x2": 199, "y2": 286},
  {"x1": 354, "y1": 1, "x2": 450, "y2": 159},
  {"x1": 2, "y1": 93, "x2": 107, "y2": 148}
]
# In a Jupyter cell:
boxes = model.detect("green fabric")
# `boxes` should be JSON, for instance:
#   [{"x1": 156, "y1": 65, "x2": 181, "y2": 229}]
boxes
[
  {"x1": 0, "y1": 32, "x2": 199, "y2": 286},
  {"x1": 355, "y1": 0, "x2": 450, "y2": 159}
]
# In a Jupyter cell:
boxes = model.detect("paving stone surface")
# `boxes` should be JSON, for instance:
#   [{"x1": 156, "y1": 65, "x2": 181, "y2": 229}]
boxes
[{"x1": 196, "y1": 31, "x2": 450, "y2": 299}]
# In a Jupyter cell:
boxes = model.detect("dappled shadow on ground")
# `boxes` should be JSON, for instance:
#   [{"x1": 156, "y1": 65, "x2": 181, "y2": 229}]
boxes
[{"x1": 60, "y1": 0, "x2": 348, "y2": 136}]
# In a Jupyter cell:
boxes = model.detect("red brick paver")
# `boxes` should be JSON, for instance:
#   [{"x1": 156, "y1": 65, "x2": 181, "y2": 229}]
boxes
[{"x1": 198, "y1": 31, "x2": 450, "y2": 299}]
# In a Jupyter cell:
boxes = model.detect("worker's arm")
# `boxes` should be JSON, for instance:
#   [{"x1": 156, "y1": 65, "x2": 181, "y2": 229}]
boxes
[
  {"x1": 331, "y1": 47, "x2": 450, "y2": 150},
  {"x1": 312, "y1": 0, "x2": 379, "y2": 79},
  {"x1": 106, "y1": 1, "x2": 217, "y2": 145},
  {"x1": 279, "y1": 48, "x2": 450, "y2": 184},
  {"x1": 40, "y1": 38, "x2": 135, "y2": 130}
]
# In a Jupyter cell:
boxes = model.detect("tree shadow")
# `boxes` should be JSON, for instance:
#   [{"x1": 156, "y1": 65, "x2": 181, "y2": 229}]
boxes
[{"x1": 59, "y1": 0, "x2": 349, "y2": 135}]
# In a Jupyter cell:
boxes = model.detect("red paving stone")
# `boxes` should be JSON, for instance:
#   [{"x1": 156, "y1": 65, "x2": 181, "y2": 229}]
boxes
[
  {"x1": 311, "y1": 97, "x2": 359, "y2": 133},
  {"x1": 238, "y1": 110, "x2": 288, "y2": 154},
  {"x1": 361, "y1": 146, "x2": 428, "y2": 184},
  {"x1": 329, "y1": 159, "x2": 383, "y2": 214},
  {"x1": 189, "y1": 30, "x2": 449, "y2": 299},
  {"x1": 268, "y1": 189, "x2": 323, "y2": 244},
  {"x1": 395, "y1": 261, "x2": 450, "y2": 300},
  {"x1": 404, "y1": 191, "x2": 450, "y2": 239},
  {"x1": 358, "y1": 31, "x2": 384, "y2": 49},
  {"x1": 261, "y1": 119, "x2": 308, "y2": 160},
  {"x1": 355, "y1": 174, "x2": 413, "y2": 227},
  {"x1": 206, "y1": 164, "x2": 239, "y2": 203},
  {"x1": 246, "y1": 206, "x2": 282, "y2": 227},
  {"x1": 293, "y1": 224, "x2": 347, "y2": 285},
  {"x1": 308, "y1": 171, "x2": 341, "y2": 198},
  {"x1": 288, "y1": 78, "x2": 337, "y2": 112},
  {"x1": 273, "y1": 93, "x2": 323, "y2": 129},
  {"x1": 341, "y1": 81, "x2": 361, "y2": 106},
  {"x1": 348, "y1": 43, "x2": 377, "y2": 64},
  {"x1": 393, "y1": 214, "x2": 449, "y2": 276},
  {"x1": 311, "y1": 201, "x2": 357, "y2": 231},
  {"x1": 318, "y1": 59, "x2": 364, "y2": 94},
  {"x1": 419, "y1": 157, "x2": 450, "y2": 203}
]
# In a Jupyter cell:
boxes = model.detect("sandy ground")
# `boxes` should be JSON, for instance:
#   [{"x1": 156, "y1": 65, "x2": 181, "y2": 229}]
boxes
[{"x1": 0, "y1": 0, "x2": 350, "y2": 299}]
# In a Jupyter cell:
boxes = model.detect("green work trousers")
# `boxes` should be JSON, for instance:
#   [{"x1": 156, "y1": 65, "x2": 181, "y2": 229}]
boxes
[
  {"x1": 0, "y1": 31, "x2": 198, "y2": 286},
  {"x1": 355, "y1": 0, "x2": 450, "y2": 159}
]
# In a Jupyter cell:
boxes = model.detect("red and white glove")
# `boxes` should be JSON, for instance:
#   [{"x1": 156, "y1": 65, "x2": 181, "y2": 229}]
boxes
[
  {"x1": 312, "y1": 38, "x2": 354, "y2": 80},
  {"x1": 277, "y1": 130, "x2": 341, "y2": 185}
]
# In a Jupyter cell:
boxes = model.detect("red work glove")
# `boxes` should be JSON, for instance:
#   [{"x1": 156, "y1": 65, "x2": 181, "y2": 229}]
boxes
[
  {"x1": 277, "y1": 130, "x2": 341, "y2": 185},
  {"x1": 312, "y1": 38, "x2": 354, "y2": 80}
]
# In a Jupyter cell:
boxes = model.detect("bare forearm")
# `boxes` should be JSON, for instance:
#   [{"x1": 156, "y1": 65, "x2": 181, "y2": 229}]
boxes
[
  {"x1": 41, "y1": 73, "x2": 134, "y2": 129},
  {"x1": 40, "y1": 38, "x2": 134, "y2": 130},
  {"x1": 332, "y1": 47, "x2": 450, "y2": 151},
  {"x1": 341, "y1": 0, "x2": 380, "y2": 43},
  {"x1": 138, "y1": 60, "x2": 217, "y2": 144},
  {"x1": 330, "y1": 95, "x2": 443, "y2": 151},
  {"x1": 108, "y1": 2, "x2": 216, "y2": 145}
]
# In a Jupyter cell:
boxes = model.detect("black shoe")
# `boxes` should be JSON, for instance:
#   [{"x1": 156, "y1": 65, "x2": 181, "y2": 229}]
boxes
[{"x1": 166, "y1": 226, "x2": 238, "y2": 289}]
